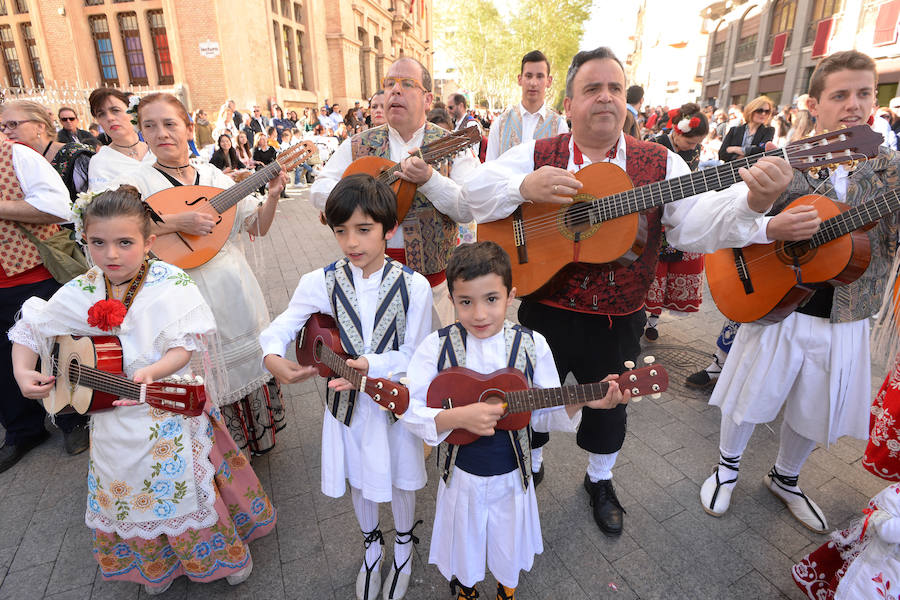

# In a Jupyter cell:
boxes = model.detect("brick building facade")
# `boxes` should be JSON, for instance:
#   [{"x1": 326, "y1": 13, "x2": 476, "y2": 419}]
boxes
[
  {"x1": 701, "y1": 0, "x2": 899, "y2": 109},
  {"x1": 0, "y1": 0, "x2": 432, "y2": 115}
]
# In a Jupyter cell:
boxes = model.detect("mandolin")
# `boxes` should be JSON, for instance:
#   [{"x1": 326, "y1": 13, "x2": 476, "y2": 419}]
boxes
[
  {"x1": 342, "y1": 126, "x2": 481, "y2": 222},
  {"x1": 477, "y1": 126, "x2": 883, "y2": 297},
  {"x1": 295, "y1": 313, "x2": 409, "y2": 416},
  {"x1": 42, "y1": 335, "x2": 207, "y2": 417},
  {"x1": 427, "y1": 362, "x2": 668, "y2": 445},
  {"x1": 706, "y1": 187, "x2": 900, "y2": 324},
  {"x1": 146, "y1": 141, "x2": 315, "y2": 270}
]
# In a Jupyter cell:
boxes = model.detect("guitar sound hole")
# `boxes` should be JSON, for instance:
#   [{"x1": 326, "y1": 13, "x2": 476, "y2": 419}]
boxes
[
  {"x1": 313, "y1": 339, "x2": 323, "y2": 361},
  {"x1": 563, "y1": 202, "x2": 593, "y2": 233},
  {"x1": 68, "y1": 358, "x2": 79, "y2": 386},
  {"x1": 776, "y1": 241, "x2": 815, "y2": 265}
]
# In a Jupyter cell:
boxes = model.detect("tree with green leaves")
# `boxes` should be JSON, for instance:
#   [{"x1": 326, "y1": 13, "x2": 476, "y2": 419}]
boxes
[{"x1": 434, "y1": 0, "x2": 592, "y2": 110}]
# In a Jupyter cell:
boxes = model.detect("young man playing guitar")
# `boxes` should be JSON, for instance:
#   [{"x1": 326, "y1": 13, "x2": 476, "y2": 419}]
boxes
[
  {"x1": 310, "y1": 57, "x2": 479, "y2": 328},
  {"x1": 465, "y1": 47, "x2": 797, "y2": 536},
  {"x1": 700, "y1": 50, "x2": 900, "y2": 533}
]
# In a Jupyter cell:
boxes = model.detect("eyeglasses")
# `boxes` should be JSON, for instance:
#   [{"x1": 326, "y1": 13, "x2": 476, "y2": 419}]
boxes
[
  {"x1": 59, "y1": 116, "x2": 77, "y2": 122},
  {"x1": 754, "y1": 108, "x2": 771, "y2": 115},
  {"x1": 382, "y1": 77, "x2": 426, "y2": 92},
  {"x1": 0, "y1": 119, "x2": 35, "y2": 131}
]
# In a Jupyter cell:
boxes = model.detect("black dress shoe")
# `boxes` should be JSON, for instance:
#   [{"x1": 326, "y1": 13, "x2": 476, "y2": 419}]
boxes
[
  {"x1": 583, "y1": 474, "x2": 625, "y2": 536},
  {"x1": 685, "y1": 369, "x2": 719, "y2": 389},
  {"x1": 644, "y1": 326, "x2": 659, "y2": 341},
  {"x1": 0, "y1": 430, "x2": 50, "y2": 473},
  {"x1": 63, "y1": 424, "x2": 90, "y2": 456},
  {"x1": 531, "y1": 464, "x2": 544, "y2": 488}
]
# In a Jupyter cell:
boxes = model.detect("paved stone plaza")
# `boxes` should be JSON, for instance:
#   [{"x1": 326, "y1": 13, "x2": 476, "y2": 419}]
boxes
[{"x1": 0, "y1": 188, "x2": 888, "y2": 599}]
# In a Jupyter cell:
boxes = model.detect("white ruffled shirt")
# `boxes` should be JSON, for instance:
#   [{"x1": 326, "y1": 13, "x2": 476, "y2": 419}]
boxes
[{"x1": 88, "y1": 144, "x2": 156, "y2": 193}]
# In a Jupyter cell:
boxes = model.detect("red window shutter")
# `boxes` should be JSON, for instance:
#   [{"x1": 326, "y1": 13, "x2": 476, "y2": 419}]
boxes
[
  {"x1": 873, "y1": 0, "x2": 900, "y2": 46},
  {"x1": 811, "y1": 17, "x2": 834, "y2": 58},
  {"x1": 770, "y1": 32, "x2": 788, "y2": 66}
]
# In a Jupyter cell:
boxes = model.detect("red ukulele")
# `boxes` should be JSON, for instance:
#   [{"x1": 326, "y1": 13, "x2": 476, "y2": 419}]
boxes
[
  {"x1": 42, "y1": 335, "x2": 207, "y2": 417},
  {"x1": 427, "y1": 362, "x2": 669, "y2": 445},
  {"x1": 295, "y1": 313, "x2": 409, "y2": 416}
]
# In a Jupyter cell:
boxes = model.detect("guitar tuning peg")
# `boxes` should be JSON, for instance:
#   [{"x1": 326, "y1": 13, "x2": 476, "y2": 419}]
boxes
[
  {"x1": 194, "y1": 375, "x2": 204, "y2": 385},
  {"x1": 643, "y1": 356, "x2": 655, "y2": 364},
  {"x1": 631, "y1": 395, "x2": 641, "y2": 402},
  {"x1": 399, "y1": 377, "x2": 410, "y2": 387},
  {"x1": 623, "y1": 360, "x2": 635, "y2": 369},
  {"x1": 651, "y1": 393, "x2": 662, "y2": 399}
]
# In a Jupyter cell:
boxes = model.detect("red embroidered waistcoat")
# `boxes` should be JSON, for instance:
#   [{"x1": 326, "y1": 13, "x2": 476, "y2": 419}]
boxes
[
  {"x1": 532, "y1": 133, "x2": 667, "y2": 315},
  {"x1": 0, "y1": 142, "x2": 59, "y2": 277}
]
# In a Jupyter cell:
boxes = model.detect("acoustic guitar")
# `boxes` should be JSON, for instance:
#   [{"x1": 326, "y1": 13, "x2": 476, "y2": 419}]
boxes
[
  {"x1": 706, "y1": 187, "x2": 900, "y2": 324},
  {"x1": 146, "y1": 141, "x2": 315, "y2": 270},
  {"x1": 427, "y1": 361, "x2": 668, "y2": 445},
  {"x1": 477, "y1": 126, "x2": 883, "y2": 297},
  {"x1": 295, "y1": 313, "x2": 409, "y2": 416},
  {"x1": 342, "y1": 126, "x2": 481, "y2": 223},
  {"x1": 42, "y1": 335, "x2": 207, "y2": 417}
]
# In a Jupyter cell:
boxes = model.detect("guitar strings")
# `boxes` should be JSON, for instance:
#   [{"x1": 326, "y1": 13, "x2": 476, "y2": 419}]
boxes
[
  {"x1": 509, "y1": 149, "x2": 869, "y2": 240},
  {"x1": 48, "y1": 356, "x2": 194, "y2": 404}
]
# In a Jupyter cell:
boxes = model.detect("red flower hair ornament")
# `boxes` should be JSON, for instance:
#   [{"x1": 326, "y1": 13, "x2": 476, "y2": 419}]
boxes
[
  {"x1": 675, "y1": 116, "x2": 702, "y2": 135},
  {"x1": 87, "y1": 299, "x2": 128, "y2": 331}
]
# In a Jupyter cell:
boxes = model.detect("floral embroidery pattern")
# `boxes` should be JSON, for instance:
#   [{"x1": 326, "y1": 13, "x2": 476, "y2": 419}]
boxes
[
  {"x1": 167, "y1": 271, "x2": 194, "y2": 287},
  {"x1": 865, "y1": 359, "x2": 900, "y2": 481}
]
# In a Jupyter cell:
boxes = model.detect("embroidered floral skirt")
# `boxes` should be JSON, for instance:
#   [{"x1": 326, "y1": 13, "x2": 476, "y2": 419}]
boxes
[
  {"x1": 864, "y1": 358, "x2": 900, "y2": 481},
  {"x1": 791, "y1": 536, "x2": 850, "y2": 599},
  {"x1": 645, "y1": 252, "x2": 704, "y2": 314},
  {"x1": 221, "y1": 379, "x2": 286, "y2": 456},
  {"x1": 92, "y1": 406, "x2": 277, "y2": 586}
]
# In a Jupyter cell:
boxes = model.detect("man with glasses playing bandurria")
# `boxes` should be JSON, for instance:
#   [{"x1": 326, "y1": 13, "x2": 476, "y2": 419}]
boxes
[
  {"x1": 718, "y1": 95, "x2": 776, "y2": 163},
  {"x1": 55, "y1": 107, "x2": 93, "y2": 144},
  {"x1": 310, "y1": 57, "x2": 479, "y2": 328}
]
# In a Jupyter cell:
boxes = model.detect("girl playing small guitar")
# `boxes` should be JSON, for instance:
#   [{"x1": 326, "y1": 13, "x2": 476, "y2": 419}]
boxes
[{"x1": 9, "y1": 186, "x2": 276, "y2": 595}]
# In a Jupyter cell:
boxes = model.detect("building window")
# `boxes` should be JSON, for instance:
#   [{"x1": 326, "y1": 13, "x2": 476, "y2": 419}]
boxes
[
  {"x1": 84, "y1": 0, "x2": 104, "y2": 5},
  {"x1": 273, "y1": 21, "x2": 284, "y2": 87},
  {"x1": 147, "y1": 11, "x2": 173, "y2": 85},
  {"x1": 0, "y1": 2, "x2": 7, "y2": 16},
  {"x1": 374, "y1": 36, "x2": 383, "y2": 89},
  {"x1": 293, "y1": 2, "x2": 302, "y2": 22},
  {"x1": 21, "y1": 22, "x2": 42, "y2": 87},
  {"x1": 358, "y1": 28, "x2": 370, "y2": 98},
  {"x1": 283, "y1": 25, "x2": 295, "y2": 89},
  {"x1": 767, "y1": 0, "x2": 797, "y2": 52},
  {"x1": 117, "y1": 12, "x2": 148, "y2": 85},
  {"x1": 709, "y1": 40, "x2": 726, "y2": 68},
  {"x1": 296, "y1": 30, "x2": 307, "y2": 90},
  {"x1": 735, "y1": 9, "x2": 760, "y2": 62},
  {"x1": 281, "y1": 0, "x2": 290, "y2": 17},
  {"x1": 271, "y1": 0, "x2": 278, "y2": 13},
  {"x1": 806, "y1": 0, "x2": 842, "y2": 44},
  {"x1": 89, "y1": 15, "x2": 119, "y2": 86},
  {"x1": 0, "y1": 25, "x2": 23, "y2": 87},
  {"x1": 12, "y1": 0, "x2": 26, "y2": 14}
]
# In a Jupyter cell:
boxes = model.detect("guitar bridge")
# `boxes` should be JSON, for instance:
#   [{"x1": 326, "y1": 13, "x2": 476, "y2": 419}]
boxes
[
  {"x1": 512, "y1": 206, "x2": 528, "y2": 264},
  {"x1": 731, "y1": 248, "x2": 754, "y2": 295}
]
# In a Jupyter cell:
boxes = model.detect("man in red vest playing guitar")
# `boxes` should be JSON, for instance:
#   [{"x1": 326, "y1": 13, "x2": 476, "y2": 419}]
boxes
[
  {"x1": 466, "y1": 47, "x2": 795, "y2": 536},
  {"x1": 310, "y1": 57, "x2": 479, "y2": 329}
]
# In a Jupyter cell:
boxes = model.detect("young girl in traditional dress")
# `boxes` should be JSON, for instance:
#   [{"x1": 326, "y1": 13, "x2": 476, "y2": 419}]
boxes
[{"x1": 9, "y1": 186, "x2": 276, "y2": 595}]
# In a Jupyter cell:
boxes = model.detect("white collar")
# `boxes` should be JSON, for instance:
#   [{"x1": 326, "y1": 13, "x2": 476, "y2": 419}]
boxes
[
  {"x1": 387, "y1": 123, "x2": 426, "y2": 147},
  {"x1": 519, "y1": 102, "x2": 548, "y2": 119},
  {"x1": 568, "y1": 131, "x2": 627, "y2": 166},
  {"x1": 346, "y1": 258, "x2": 386, "y2": 281}
]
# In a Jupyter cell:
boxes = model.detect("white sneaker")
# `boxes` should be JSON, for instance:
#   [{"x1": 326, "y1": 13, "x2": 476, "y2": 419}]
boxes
[
  {"x1": 356, "y1": 553, "x2": 383, "y2": 600},
  {"x1": 226, "y1": 554, "x2": 253, "y2": 585},
  {"x1": 382, "y1": 552, "x2": 412, "y2": 600},
  {"x1": 764, "y1": 470, "x2": 828, "y2": 533},
  {"x1": 700, "y1": 464, "x2": 739, "y2": 517},
  {"x1": 143, "y1": 579, "x2": 173, "y2": 595}
]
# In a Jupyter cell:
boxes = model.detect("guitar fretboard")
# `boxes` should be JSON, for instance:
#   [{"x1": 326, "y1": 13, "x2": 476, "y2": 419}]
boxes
[
  {"x1": 205, "y1": 159, "x2": 285, "y2": 214},
  {"x1": 587, "y1": 148, "x2": 785, "y2": 223},
  {"x1": 505, "y1": 381, "x2": 611, "y2": 412},
  {"x1": 317, "y1": 343, "x2": 364, "y2": 388},
  {"x1": 56, "y1": 360, "x2": 141, "y2": 399},
  {"x1": 809, "y1": 188, "x2": 900, "y2": 248}
]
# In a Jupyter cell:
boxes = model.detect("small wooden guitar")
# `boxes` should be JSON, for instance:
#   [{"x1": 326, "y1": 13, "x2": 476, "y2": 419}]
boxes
[
  {"x1": 477, "y1": 126, "x2": 883, "y2": 297},
  {"x1": 342, "y1": 126, "x2": 481, "y2": 222},
  {"x1": 295, "y1": 313, "x2": 409, "y2": 416},
  {"x1": 706, "y1": 187, "x2": 900, "y2": 324},
  {"x1": 427, "y1": 362, "x2": 668, "y2": 445},
  {"x1": 146, "y1": 141, "x2": 315, "y2": 270},
  {"x1": 42, "y1": 335, "x2": 207, "y2": 417}
]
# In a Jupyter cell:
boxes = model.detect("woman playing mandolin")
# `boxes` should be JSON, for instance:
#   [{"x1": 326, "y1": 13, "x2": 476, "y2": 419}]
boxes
[
  {"x1": 112, "y1": 93, "x2": 289, "y2": 456},
  {"x1": 9, "y1": 186, "x2": 275, "y2": 594}
]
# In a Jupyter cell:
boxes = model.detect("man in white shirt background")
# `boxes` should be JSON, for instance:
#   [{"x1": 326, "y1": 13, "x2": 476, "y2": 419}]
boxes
[{"x1": 484, "y1": 50, "x2": 569, "y2": 161}]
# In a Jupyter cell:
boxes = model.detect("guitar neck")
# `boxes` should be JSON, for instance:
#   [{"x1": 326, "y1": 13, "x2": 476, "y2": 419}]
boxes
[
  {"x1": 810, "y1": 188, "x2": 900, "y2": 248},
  {"x1": 377, "y1": 137, "x2": 469, "y2": 186},
  {"x1": 204, "y1": 159, "x2": 285, "y2": 215},
  {"x1": 60, "y1": 362, "x2": 142, "y2": 400},
  {"x1": 590, "y1": 148, "x2": 784, "y2": 219},
  {"x1": 318, "y1": 345, "x2": 364, "y2": 388},
  {"x1": 505, "y1": 381, "x2": 610, "y2": 412}
]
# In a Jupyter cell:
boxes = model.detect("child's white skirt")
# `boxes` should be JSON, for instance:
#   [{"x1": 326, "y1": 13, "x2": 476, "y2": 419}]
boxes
[
  {"x1": 429, "y1": 468, "x2": 542, "y2": 588},
  {"x1": 320, "y1": 393, "x2": 426, "y2": 503}
]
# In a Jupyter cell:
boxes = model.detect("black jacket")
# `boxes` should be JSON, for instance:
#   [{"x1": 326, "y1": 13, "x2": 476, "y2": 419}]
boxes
[
  {"x1": 57, "y1": 128, "x2": 93, "y2": 144},
  {"x1": 719, "y1": 123, "x2": 774, "y2": 162}
]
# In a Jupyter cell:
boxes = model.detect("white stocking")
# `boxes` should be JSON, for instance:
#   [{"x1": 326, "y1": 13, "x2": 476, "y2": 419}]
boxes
[
  {"x1": 774, "y1": 420, "x2": 817, "y2": 480},
  {"x1": 351, "y1": 486, "x2": 382, "y2": 566},
  {"x1": 587, "y1": 451, "x2": 619, "y2": 482},
  {"x1": 716, "y1": 417, "x2": 755, "y2": 479},
  {"x1": 390, "y1": 487, "x2": 417, "y2": 573}
]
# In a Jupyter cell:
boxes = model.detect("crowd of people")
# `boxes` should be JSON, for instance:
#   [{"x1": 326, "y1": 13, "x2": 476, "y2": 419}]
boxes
[{"x1": 0, "y1": 43, "x2": 899, "y2": 600}]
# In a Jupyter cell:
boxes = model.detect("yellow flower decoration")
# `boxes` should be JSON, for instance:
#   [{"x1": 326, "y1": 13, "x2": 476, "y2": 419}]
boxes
[
  {"x1": 152, "y1": 439, "x2": 176, "y2": 461},
  {"x1": 109, "y1": 480, "x2": 132, "y2": 498},
  {"x1": 131, "y1": 493, "x2": 153, "y2": 511},
  {"x1": 96, "y1": 491, "x2": 113, "y2": 509}
]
